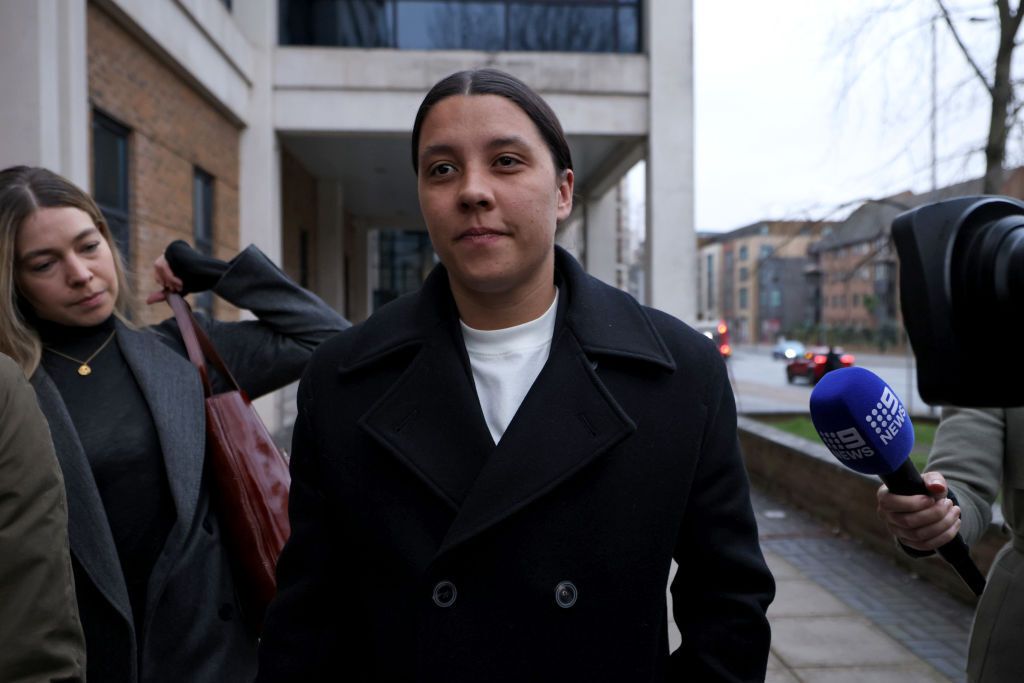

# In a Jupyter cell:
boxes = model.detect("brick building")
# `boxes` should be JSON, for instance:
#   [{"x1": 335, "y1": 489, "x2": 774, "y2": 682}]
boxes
[{"x1": 698, "y1": 220, "x2": 829, "y2": 344}]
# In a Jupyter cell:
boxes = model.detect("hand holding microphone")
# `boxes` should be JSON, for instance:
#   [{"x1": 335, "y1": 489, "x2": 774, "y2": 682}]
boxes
[{"x1": 809, "y1": 367, "x2": 986, "y2": 596}]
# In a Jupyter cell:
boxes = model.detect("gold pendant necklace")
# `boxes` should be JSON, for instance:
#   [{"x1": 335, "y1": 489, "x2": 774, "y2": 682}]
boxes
[{"x1": 44, "y1": 330, "x2": 117, "y2": 376}]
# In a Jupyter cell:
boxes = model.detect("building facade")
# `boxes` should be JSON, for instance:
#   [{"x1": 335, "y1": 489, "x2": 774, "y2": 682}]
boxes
[
  {"x1": 1, "y1": 0, "x2": 695, "y2": 429},
  {"x1": 698, "y1": 220, "x2": 828, "y2": 344}
]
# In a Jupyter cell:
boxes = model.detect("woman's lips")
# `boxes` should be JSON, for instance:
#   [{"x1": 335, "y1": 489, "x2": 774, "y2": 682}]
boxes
[
  {"x1": 457, "y1": 227, "x2": 508, "y2": 243},
  {"x1": 74, "y1": 291, "x2": 106, "y2": 308}
]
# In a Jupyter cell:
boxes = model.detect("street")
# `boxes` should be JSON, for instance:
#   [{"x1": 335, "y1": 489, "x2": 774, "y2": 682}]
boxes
[{"x1": 727, "y1": 345, "x2": 934, "y2": 417}]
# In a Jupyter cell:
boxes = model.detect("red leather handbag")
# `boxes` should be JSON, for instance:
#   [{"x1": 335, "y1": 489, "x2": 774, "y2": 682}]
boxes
[{"x1": 166, "y1": 293, "x2": 290, "y2": 631}]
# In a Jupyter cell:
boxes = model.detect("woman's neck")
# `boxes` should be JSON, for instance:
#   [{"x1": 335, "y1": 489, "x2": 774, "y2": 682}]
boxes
[{"x1": 450, "y1": 278, "x2": 557, "y2": 331}]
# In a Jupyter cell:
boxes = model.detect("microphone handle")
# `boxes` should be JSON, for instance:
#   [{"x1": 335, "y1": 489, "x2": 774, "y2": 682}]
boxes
[{"x1": 881, "y1": 460, "x2": 987, "y2": 596}]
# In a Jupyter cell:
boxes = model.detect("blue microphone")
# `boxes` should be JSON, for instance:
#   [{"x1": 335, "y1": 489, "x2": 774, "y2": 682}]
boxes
[{"x1": 809, "y1": 367, "x2": 986, "y2": 596}]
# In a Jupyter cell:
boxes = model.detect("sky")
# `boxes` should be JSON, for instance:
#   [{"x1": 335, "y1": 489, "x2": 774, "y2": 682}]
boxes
[{"x1": 693, "y1": 1, "x2": 1016, "y2": 232}]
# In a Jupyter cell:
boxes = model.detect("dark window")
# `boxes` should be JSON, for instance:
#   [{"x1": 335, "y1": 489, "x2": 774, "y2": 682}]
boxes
[
  {"x1": 739, "y1": 266, "x2": 749, "y2": 282},
  {"x1": 193, "y1": 168, "x2": 215, "y2": 315},
  {"x1": 739, "y1": 287, "x2": 748, "y2": 309},
  {"x1": 759, "y1": 244, "x2": 773, "y2": 259},
  {"x1": 373, "y1": 230, "x2": 435, "y2": 310},
  {"x1": 92, "y1": 110, "x2": 131, "y2": 265},
  {"x1": 738, "y1": 244, "x2": 748, "y2": 261},
  {"x1": 279, "y1": 0, "x2": 642, "y2": 53}
]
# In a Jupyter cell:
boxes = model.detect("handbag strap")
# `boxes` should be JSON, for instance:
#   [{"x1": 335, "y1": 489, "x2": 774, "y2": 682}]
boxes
[{"x1": 165, "y1": 292, "x2": 242, "y2": 397}]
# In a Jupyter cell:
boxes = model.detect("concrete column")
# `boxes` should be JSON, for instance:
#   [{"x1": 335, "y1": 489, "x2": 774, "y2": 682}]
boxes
[
  {"x1": 234, "y1": 0, "x2": 281, "y2": 263},
  {"x1": 0, "y1": 0, "x2": 89, "y2": 186},
  {"x1": 584, "y1": 186, "x2": 620, "y2": 288},
  {"x1": 316, "y1": 179, "x2": 346, "y2": 314},
  {"x1": 645, "y1": 0, "x2": 695, "y2": 322}
]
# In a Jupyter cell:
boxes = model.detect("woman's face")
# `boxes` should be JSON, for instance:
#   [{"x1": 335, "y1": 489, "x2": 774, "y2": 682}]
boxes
[
  {"x1": 15, "y1": 206, "x2": 119, "y2": 327},
  {"x1": 416, "y1": 94, "x2": 573, "y2": 304}
]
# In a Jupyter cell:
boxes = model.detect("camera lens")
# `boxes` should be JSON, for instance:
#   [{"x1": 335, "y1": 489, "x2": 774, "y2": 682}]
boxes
[{"x1": 953, "y1": 210, "x2": 1024, "y2": 323}]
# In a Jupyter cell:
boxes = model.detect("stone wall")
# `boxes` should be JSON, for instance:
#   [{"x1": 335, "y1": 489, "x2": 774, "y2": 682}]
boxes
[{"x1": 739, "y1": 416, "x2": 1009, "y2": 604}]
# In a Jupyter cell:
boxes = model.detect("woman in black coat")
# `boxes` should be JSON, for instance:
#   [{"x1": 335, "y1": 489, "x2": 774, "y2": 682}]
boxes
[
  {"x1": 0, "y1": 165, "x2": 348, "y2": 683},
  {"x1": 257, "y1": 69, "x2": 774, "y2": 682}
]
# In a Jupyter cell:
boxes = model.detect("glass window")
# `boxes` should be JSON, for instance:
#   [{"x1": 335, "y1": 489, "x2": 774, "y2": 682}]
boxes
[
  {"x1": 739, "y1": 266, "x2": 749, "y2": 281},
  {"x1": 193, "y1": 168, "x2": 215, "y2": 314},
  {"x1": 509, "y1": 4, "x2": 614, "y2": 52},
  {"x1": 373, "y1": 230, "x2": 436, "y2": 310},
  {"x1": 769, "y1": 289, "x2": 781, "y2": 307},
  {"x1": 759, "y1": 244, "x2": 773, "y2": 259},
  {"x1": 92, "y1": 110, "x2": 131, "y2": 266},
  {"x1": 739, "y1": 245, "x2": 748, "y2": 261},
  {"x1": 739, "y1": 287, "x2": 748, "y2": 309},
  {"x1": 279, "y1": 0, "x2": 642, "y2": 53},
  {"x1": 398, "y1": 2, "x2": 504, "y2": 50}
]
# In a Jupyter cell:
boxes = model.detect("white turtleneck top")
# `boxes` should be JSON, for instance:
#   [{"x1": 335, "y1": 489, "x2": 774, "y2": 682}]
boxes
[{"x1": 459, "y1": 289, "x2": 560, "y2": 444}]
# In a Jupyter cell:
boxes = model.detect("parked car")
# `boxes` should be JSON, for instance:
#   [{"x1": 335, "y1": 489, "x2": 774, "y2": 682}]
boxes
[
  {"x1": 694, "y1": 320, "x2": 731, "y2": 360},
  {"x1": 786, "y1": 346, "x2": 855, "y2": 385},
  {"x1": 771, "y1": 339, "x2": 806, "y2": 360}
]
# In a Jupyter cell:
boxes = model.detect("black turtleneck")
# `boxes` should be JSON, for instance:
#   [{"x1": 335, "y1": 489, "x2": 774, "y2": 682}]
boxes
[
  {"x1": 33, "y1": 242, "x2": 230, "y2": 638},
  {"x1": 38, "y1": 315, "x2": 172, "y2": 636}
]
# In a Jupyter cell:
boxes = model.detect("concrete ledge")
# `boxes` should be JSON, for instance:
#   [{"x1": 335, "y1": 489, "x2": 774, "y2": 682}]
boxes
[{"x1": 738, "y1": 415, "x2": 1010, "y2": 604}]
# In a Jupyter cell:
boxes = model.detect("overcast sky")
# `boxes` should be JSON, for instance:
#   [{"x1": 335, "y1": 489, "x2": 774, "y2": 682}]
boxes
[{"x1": 693, "y1": 1, "x2": 1015, "y2": 232}]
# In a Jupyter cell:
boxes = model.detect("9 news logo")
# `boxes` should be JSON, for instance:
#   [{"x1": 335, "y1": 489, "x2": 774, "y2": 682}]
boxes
[
  {"x1": 818, "y1": 427, "x2": 876, "y2": 461},
  {"x1": 865, "y1": 386, "x2": 907, "y2": 445}
]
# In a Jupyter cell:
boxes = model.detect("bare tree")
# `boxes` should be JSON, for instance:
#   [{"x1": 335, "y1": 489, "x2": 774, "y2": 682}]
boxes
[
  {"x1": 936, "y1": 0, "x2": 1024, "y2": 192},
  {"x1": 836, "y1": 1, "x2": 1024, "y2": 194}
]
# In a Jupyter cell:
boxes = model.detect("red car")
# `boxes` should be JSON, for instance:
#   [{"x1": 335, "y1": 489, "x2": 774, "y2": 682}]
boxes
[{"x1": 786, "y1": 346, "x2": 855, "y2": 385}]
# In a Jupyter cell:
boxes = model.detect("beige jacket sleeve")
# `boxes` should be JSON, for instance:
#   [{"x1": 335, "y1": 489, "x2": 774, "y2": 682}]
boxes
[
  {"x1": 925, "y1": 406, "x2": 1005, "y2": 547},
  {"x1": 0, "y1": 354, "x2": 86, "y2": 682}
]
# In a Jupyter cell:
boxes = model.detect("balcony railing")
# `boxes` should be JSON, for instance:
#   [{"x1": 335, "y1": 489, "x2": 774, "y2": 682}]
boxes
[{"x1": 279, "y1": 0, "x2": 642, "y2": 53}]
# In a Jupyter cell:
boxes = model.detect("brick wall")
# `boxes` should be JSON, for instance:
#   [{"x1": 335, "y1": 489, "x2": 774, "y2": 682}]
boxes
[{"x1": 87, "y1": 3, "x2": 241, "y2": 324}]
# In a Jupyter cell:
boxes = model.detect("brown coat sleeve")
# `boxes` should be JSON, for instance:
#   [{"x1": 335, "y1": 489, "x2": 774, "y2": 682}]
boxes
[{"x1": 0, "y1": 354, "x2": 86, "y2": 682}]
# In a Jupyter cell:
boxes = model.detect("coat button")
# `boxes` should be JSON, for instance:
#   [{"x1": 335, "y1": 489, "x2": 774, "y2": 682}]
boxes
[
  {"x1": 432, "y1": 580, "x2": 457, "y2": 608},
  {"x1": 555, "y1": 580, "x2": 577, "y2": 608}
]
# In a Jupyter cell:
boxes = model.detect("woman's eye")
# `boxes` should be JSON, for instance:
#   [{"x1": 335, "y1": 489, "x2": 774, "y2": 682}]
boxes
[
  {"x1": 82, "y1": 241, "x2": 100, "y2": 253},
  {"x1": 429, "y1": 163, "x2": 456, "y2": 177},
  {"x1": 495, "y1": 155, "x2": 520, "y2": 168},
  {"x1": 31, "y1": 260, "x2": 55, "y2": 273}
]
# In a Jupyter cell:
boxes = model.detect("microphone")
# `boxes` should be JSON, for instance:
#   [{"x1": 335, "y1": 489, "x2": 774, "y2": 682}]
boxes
[{"x1": 809, "y1": 367, "x2": 986, "y2": 596}]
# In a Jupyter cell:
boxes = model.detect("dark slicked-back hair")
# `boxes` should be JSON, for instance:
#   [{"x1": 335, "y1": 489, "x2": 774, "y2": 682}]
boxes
[{"x1": 411, "y1": 68, "x2": 573, "y2": 175}]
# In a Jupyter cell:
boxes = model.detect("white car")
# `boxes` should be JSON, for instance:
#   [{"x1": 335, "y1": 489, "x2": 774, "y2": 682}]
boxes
[{"x1": 771, "y1": 339, "x2": 805, "y2": 360}]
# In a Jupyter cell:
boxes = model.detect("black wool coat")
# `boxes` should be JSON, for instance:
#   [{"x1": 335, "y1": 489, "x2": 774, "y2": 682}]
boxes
[{"x1": 257, "y1": 247, "x2": 775, "y2": 682}]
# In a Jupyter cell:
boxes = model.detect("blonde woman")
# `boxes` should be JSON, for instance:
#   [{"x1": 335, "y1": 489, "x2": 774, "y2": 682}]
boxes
[{"x1": 0, "y1": 165, "x2": 348, "y2": 683}]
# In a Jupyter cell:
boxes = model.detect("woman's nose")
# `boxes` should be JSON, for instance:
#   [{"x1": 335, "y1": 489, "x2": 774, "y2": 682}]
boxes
[
  {"x1": 458, "y1": 167, "x2": 494, "y2": 210},
  {"x1": 66, "y1": 256, "x2": 93, "y2": 285}
]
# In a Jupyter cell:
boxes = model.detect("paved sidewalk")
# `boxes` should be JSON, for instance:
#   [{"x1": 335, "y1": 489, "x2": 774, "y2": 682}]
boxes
[{"x1": 752, "y1": 487, "x2": 975, "y2": 682}]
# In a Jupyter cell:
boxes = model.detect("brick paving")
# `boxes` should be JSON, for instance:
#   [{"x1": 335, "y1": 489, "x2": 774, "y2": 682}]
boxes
[{"x1": 753, "y1": 486, "x2": 975, "y2": 682}]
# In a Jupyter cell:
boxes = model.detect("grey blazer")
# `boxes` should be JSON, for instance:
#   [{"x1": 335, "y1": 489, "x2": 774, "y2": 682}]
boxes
[
  {"x1": 927, "y1": 406, "x2": 1024, "y2": 683},
  {"x1": 31, "y1": 246, "x2": 348, "y2": 683}
]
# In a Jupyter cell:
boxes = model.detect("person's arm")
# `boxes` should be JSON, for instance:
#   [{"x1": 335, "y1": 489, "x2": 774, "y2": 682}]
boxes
[
  {"x1": 668, "y1": 357, "x2": 775, "y2": 681},
  {"x1": 0, "y1": 356, "x2": 86, "y2": 683},
  {"x1": 877, "y1": 406, "x2": 1004, "y2": 552},
  {"x1": 151, "y1": 241, "x2": 350, "y2": 398}
]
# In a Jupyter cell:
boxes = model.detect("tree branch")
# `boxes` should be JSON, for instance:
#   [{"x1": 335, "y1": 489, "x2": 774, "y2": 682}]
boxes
[{"x1": 935, "y1": 0, "x2": 994, "y2": 93}]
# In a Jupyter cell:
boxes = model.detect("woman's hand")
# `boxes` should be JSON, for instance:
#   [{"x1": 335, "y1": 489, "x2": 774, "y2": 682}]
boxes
[
  {"x1": 876, "y1": 471, "x2": 962, "y2": 551},
  {"x1": 146, "y1": 255, "x2": 185, "y2": 304}
]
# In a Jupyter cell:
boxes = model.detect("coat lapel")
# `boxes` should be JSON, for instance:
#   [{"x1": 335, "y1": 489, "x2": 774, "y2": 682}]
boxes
[
  {"x1": 360, "y1": 321, "x2": 496, "y2": 511},
  {"x1": 31, "y1": 369, "x2": 133, "y2": 625},
  {"x1": 436, "y1": 325, "x2": 636, "y2": 556},
  {"x1": 116, "y1": 324, "x2": 206, "y2": 560}
]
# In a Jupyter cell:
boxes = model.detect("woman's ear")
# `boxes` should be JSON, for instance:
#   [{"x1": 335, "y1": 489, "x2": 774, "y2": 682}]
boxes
[{"x1": 556, "y1": 169, "x2": 574, "y2": 221}]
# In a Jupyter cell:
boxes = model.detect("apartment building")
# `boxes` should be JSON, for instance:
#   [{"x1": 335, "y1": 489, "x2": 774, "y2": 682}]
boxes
[{"x1": 2, "y1": 0, "x2": 694, "y2": 428}]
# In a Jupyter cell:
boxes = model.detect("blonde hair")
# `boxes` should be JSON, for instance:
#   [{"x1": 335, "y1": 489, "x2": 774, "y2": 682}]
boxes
[{"x1": 0, "y1": 166, "x2": 134, "y2": 377}]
